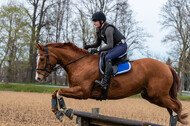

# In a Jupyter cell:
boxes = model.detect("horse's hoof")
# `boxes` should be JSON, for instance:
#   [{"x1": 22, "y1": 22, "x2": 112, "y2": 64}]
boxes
[
  {"x1": 55, "y1": 110, "x2": 64, "y2": 122},
  {"x1": 65, "y1": 108, "x2": 73, "y2": 120}
]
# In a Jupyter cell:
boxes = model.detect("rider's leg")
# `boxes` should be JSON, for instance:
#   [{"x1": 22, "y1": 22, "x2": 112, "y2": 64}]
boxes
[
  {"x1": 95, "y1": 59, "x2": 112, "y2": 90},
  {"x1": 95, "y1": 43, "x2": 127, "y2": 90},
  {"x1": 105, "y1": 42, "x2": 127, "y2": 61}
]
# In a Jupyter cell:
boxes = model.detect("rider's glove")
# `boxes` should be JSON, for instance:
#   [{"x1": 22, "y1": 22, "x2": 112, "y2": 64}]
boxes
[
  {"x1": 84, "y1": 45, "x2": 91, "y2": 50},
  {"x1": 90, "y1": 49, "x2": 98, "y2": 54}
]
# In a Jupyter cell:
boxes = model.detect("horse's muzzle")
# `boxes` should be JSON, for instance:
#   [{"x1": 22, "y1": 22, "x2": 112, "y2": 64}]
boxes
[
  {"x1": 36, "y1": 77, "x2": 42, "y2": 81},
  {"x1": 35, "y1": 75, "x2": 48, "y2": 82}
]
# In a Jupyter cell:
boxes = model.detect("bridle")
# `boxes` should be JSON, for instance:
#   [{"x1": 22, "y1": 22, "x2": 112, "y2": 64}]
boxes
[
  {"x1": 36, "y1": 46, "x2": 55, "y2": 79},
  {"x1": 36, "y1": 46, "x2": 91, "y2": 79}
]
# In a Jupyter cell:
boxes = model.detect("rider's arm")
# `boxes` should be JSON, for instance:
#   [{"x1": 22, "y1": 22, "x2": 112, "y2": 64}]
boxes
[
  {"x1": 99, "y1": 27, "x2": 114, "y2": 51},
  {"x1": 89, "y1": 37, "x2": 101, "y2": 48}
]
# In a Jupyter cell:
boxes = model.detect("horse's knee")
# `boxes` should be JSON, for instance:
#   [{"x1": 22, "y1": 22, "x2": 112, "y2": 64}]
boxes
[
  {"x1": 56, "y1": 91, "x2": 62, "y2": 99},
  {"x1": 52, "y1": 90, "x2": 58, "y2": 98}
]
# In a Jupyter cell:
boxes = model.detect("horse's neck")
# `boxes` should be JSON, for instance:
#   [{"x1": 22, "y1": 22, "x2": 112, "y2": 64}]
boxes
[
  {"x1": 53, "y1": 47, "x2": 88, "y2": 86},
  {"x1": 51, "y1": 47, "x2": 85, "y2": 70}
]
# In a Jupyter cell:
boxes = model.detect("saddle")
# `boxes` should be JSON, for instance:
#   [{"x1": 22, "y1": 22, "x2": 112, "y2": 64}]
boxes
[
  {"x1": 97, "y1": 52, "x2": 132, "y2": 101},
  {"x1": 99, "y1": 52, "x2": 131, "y2": 76}
]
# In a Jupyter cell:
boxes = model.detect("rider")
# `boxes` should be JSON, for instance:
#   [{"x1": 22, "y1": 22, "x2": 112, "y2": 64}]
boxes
[{"x1": 84, "y1": 11, "x2": 127, "y2": 90}]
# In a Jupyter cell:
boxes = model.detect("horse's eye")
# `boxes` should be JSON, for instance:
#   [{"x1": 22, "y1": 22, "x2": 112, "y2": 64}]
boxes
[{"x1": 40, "y1": 58, "x2": 44, "y2": 62}]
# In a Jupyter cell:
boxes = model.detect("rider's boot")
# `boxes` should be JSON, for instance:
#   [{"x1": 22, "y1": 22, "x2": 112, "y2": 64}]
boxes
[{"x1": 95, "y1": 59, "x2": 112, "y2": 90}]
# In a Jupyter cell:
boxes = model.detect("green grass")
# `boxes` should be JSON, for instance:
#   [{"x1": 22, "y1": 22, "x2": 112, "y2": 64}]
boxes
[
  {"x1": 182, "y1": 92, "x2": 190, "y2": 94},
  {"x1": 0, "y1": 84, "x2": 59, "y2": 93},
  {"x1": 5, "y1": 82, "x2": 64, "y2": 86},
  {"x1": 130, "y1": 94, "x2": 190, "y2": 101},
  {"x1": 0, "y1": 84, "x2": 190, "y2": 101},
  {"x1": 177, "y1": 95, "x2": 190, "y2": 101},
  {"x1": 129, "y1": 94, "x2": 142, "y2": 98}
]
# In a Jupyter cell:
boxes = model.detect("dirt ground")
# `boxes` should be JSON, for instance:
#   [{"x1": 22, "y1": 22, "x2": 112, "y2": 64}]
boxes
[{"x1": 0, "y1": 91, "x2": 189, "y2": 126}]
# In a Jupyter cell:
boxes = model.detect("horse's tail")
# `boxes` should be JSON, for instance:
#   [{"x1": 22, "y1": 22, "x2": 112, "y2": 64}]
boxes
[
  {"x1": 169, "y1": 66, "x2": 180, "y2": 99},
  {"x1": 169, "y1": 66, "x2": 188, "y2": 124}
]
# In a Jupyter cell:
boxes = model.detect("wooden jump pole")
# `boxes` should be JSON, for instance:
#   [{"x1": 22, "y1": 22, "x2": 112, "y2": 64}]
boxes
[{"x1": 73, "y1": 108, "x2": 163, "y2": 126}]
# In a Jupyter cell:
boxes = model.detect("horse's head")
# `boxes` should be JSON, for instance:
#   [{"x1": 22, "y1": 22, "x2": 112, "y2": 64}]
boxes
[{"x1": 35, "y1": 44, "x2": 57, "y2": 82}]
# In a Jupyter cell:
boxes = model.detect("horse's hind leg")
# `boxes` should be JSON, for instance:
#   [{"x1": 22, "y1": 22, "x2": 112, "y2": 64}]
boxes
[
  {"x1": 159, "y1": 96, "x2": 188, "y2": 125},
  {"x1": 142, "y1": 89, "x2": 187, "y2": 125},
  {"x1": 167, "y1": 108, "x2": 178, "y2": 126},
  {"x1": 141, "y1": 90, "x2": 178, "y2": 125},
  {"x1": 141, "y1": 89, "x2": 156, "y2": 104}
]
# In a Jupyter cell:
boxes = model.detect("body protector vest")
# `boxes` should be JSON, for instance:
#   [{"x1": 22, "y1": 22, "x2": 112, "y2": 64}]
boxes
[{"x1": 96, "y1": 23, "x2": 126, "y2": 46}]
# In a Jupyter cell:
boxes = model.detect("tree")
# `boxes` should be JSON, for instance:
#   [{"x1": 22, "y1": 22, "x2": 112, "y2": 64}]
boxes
[
  {"x1": 166, "y1": 57, "x2": 172, "y2": 66},
  {"x1": 0, "y1": 4, "x2": 30, "y2": 83},
  {"x1": 73, "y1": 0, "x2": 148, "y2": 55},
  {"x1": 25, "y1": 0, "x2": 57, "y2": 82},
  {"x1": 160, "y1": 0, "x2": 190, "y2": 93},
  {"x1": 44, "y1": 0, "x2": 68, "y2": 84},
  {"x1": 113, "y1": 0, "x2": 149, "y2": 56}
]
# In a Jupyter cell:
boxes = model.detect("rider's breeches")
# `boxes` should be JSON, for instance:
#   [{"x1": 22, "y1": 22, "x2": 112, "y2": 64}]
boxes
[{"x1": 105, "y1": 42, "x2": 127, "y2": 62}]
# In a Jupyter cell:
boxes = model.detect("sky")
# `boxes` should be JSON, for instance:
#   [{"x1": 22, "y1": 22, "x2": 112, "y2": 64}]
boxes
[
  {"x1": 0, "y1": 0, "x2": 169, "y2": 59},
  {"x1": 128, "y1": 0, "x2": 169, "y2": 59}
]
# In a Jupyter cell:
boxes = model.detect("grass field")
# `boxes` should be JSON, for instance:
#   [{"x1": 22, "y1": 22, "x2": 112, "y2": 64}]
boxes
[
  {"x1": 1, "y1": 84, "x2": 190, "y2": 101},
  {"x1": 0, "y1": 84, "x2": 60, "y2": 93},
  {"x1": 0, "y1": 91, "x2": 189, "y2": 126}
]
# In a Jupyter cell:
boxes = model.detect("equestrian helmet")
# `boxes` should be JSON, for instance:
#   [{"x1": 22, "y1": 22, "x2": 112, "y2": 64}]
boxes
[{"x1": 92, "y1": 12, "x2": 106, "y2": 22}]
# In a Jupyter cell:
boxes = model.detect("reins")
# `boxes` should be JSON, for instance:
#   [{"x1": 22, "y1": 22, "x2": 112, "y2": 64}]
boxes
[
  {"x1": 61, "y1": 53, "x2": 91, "y2": 69},
  {"x1": 52, "y1": 53, "x2": 91, "y2": 71}
]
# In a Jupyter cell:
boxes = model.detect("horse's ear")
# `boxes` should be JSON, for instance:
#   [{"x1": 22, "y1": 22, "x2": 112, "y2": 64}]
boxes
[{"x1": 35, "y1": 44, "x2": 45, "y2": 51}]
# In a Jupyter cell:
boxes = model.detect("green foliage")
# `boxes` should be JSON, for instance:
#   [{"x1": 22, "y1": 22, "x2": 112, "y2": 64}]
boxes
[{"x1": 0, "y1": 4, "x2": 31, "y2": 82}]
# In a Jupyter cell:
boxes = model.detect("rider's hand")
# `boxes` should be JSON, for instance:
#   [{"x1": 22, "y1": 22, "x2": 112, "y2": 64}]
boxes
[
  {"x1": 90, "y1": 49, "x2": 98, "y2": 54},
  {"x1": 84, "y1": 45, "x2": 91, "y2": 50}
]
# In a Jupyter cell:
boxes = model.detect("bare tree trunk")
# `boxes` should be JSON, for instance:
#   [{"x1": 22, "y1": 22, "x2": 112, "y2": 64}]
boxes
[
  {"x1": 27, "y1": 0, "x2": 38, "y2": 83},
  {"x1": 28, "y1": 0, "x2": 48, "y2": 82},
  {"x1": 6, "y1": 17, "x2": 14, "y2": 83}
]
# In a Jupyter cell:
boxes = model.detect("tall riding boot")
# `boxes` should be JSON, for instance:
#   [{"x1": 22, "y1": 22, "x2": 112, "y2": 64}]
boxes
[{"x1": 95, "y1": 59, "x2": 113, "y2": 90}]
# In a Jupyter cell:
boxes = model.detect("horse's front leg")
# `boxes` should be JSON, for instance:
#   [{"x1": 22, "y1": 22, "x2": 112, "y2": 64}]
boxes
[
  {"x1": 57, "y1": 86, "x2": 88, "y2": 99},
  {"x1": 51, "y1": 86, "x2": 90, "y2": 121}
]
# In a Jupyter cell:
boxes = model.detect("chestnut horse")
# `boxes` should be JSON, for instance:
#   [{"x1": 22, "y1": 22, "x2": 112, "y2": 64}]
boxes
[{"x1": 35, "y1": 42, "x2": 187, "y2": 124}]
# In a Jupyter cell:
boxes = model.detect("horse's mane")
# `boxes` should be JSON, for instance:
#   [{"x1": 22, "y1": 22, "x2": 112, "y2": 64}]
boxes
[{"x1": 45, "y1": 42, "x2": 89, "y2": 54}]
